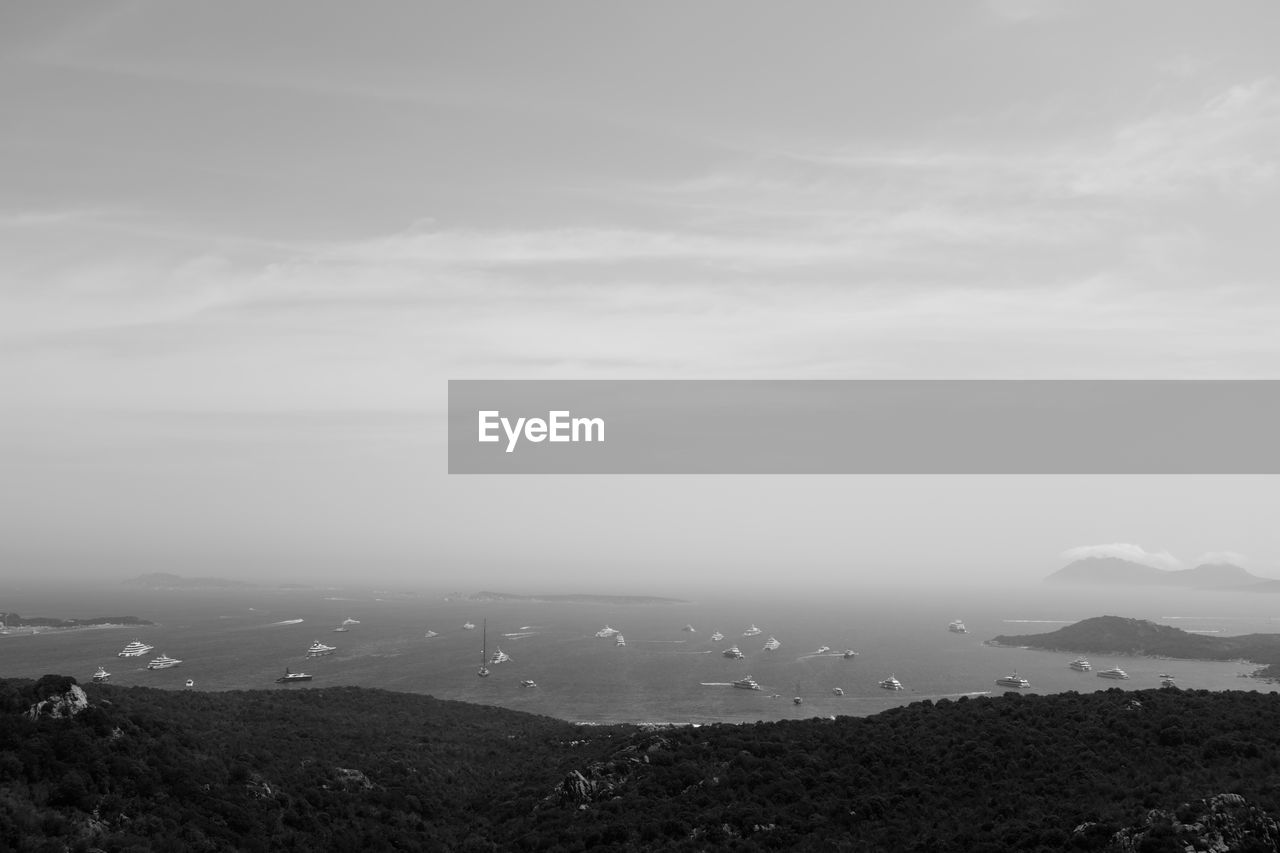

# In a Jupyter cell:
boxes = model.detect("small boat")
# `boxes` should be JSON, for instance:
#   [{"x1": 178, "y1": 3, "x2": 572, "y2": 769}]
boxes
[
  {"x1": 1161, "y1": 677, "x2": 1177, "y2": 688},
  {"x1": 793, "y1": 681, "x2": 802, "y2": 704},
  {"x1": 879, "y1": 675, "x2": 904, "y2": 691},
  {"x1": 275, "y1": 668, "x2": 313, "y2": 684},
  {"x1": 184, "y1": 679, "x2": 194, "y2": 688},
  {"x1": 832, "y1": 687, "x2": 844, "y2": 696},
  {"x1": 948, "y1": 620, "x2": 968, "y2": 634},
  {"x1": 117, "y1": 639, "x2": 154, "y2": 658},
  {"x1": 815, "y1": 646, "x2": 831, "y2": 655},
  {"x1": 732, "y1": 676, "x2": 761, "y2": 690},
  {"x1": 742, "y1": 624, "x2": 762, "y2": 637},
  {"x1": 1069, "y1": 658, "x2": 1092, "y2": 672},
  {"x1": 710, "y1": 631, "x2": 725, "y2": 642},
  {"x1": 424, "y1": 630, "x2": 439, "y2": 639},
  {"x1": 996, "y1": 671, "x2": 1031, "y2": 688},
  {"x1": 306, "y1": 641, "x2": 337, "y2": 658},
  {"x1": 595, "y1": 625, "x2": 619, "y2": 638},
  {"x1": 146, "y1": 654, "x2": 182, "y2": 670},
  {"x1": 842, "y1": 649, "x2": 859, "y2": 659},
  {"x1": 763, "y1": 637, "x2": 781, "y2": 651},
  {"x1": 477, "y1": 620, "x2": 491, "y2": 678},
  {"x1": 332, "y1": 626, "x2": 349, "y2": 633},
  {"x1": 722, "y1": 646, "x2": 744, "y2": 659},
  {"x1": 520, "y1": 679, "x2": 537, "y2": 689},
  {"x1": 342, "y1": 618, "x2": 360, "y2": 626},
  {"x1": 463, "y1": 621, "x2": 476, "y2": 631},
  {"x1": 1159, "y1": 672, "x2": 1174, "y2": 679},
  {"x1": 92, "y1": 666, "x2": 111, "y2": 683},
  {"x1": 615, "y1": 634, "x2": 626, "y2": 647},
  {"x1": 682, "y1": 624, "x2": 696, "y2": 633},
  {"x1": 1096, "y1": 667, "x2": 1130, "y2": 680}
]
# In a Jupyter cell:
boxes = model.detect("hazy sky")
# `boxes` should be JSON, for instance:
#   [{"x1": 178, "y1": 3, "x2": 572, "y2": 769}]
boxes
[{"x1": 3, "y1": 2, "x2": 1279, "y2": 589}]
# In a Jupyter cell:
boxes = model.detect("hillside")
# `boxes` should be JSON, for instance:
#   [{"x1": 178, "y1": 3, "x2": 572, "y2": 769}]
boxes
[
  {"x1": 992, "y1": 615, "x2": 1280, "y2": 677},
  {"x1": 7, "y1": 677, "x2": 1280, "y2": 850},
  {"x1": 1045, "y1": 557, "x2": 1271, "y2": 589}
]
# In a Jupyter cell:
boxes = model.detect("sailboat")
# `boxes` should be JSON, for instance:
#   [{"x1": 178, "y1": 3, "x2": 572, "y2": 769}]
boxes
[{"x1": 477, "y1": 620, "x2": 490, "y2": 678}]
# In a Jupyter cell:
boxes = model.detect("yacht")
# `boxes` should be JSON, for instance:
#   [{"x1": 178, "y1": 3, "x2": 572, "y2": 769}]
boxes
[
  {"x1": 477, "y1": 620, "x2": 490, "y2": 678},
  {"x1": 424, "y1": 630, "x2": 439, "y2": 639},
  {"x1": 732, "y1": 676, "x2": 761, "y2": 691},
  {"x1": 520, "y1": 679, "x2": 537, "y2": 689},
  {"x1": 879, "y1": 675, "x2": 904, "y2": 691},
  {"x1": 996, "y1": 671, "x2": 1031, "y2": 688},
  {"x1": 1161, "y1": 677, "x2": 1177, "y2": 688},
  {"x1": 306, "y1": 640, "x2": 337, "y2": 657},
  {"x1": 742, "y1": 625, "x2": 762, "y2": 637},
  {"x1": 1069, "y1": 658, "x2": 1092, "y2": 672},
  {"x1": 146, "y1": 654, "x2": 182, "y2": 670},
  {"x1": 815, "y1": 646, "x2": 831, "y2": 655},
  {"x1": 184, "y1": 679, "x2": 195, "y2": 689},
  {"x1": 832, "y1": 687, "x2": 844, "y2": 696},
  {"x1": 710, "y1": 631, "x2": 725, "y2": 642},
  {"x1": 275, "y1": 668, "x2": 313, "y2": 684},
  {"x1": 763, "y1": 637, "x2": 781, "y2": 651},
  {"x1": 1096, "y1": 667, "x2": 1130, "y2": 680},
  {"x1": 722, "y1": 645, "x2": 744, "y2": 659},
  {"x1": 595, "y1": 625, "x2": 619, "y2": 638},
  {"x1": 92, "y1": 666, "x2": 111, "y2": 683},
  {"x1": 463, "y1": 622, "x2": 476, "y2": 631},
  {"x1": 490, "y1": 646, "x2": 511, "y2": 664},
  {"x1": 842, "y1": 649, "x2": 859, "y2": 659},
  {"x1": 615, "y1": 634, "x2": 626, "y2": 647},
  {"x1": 682, "y1": 624, "x2": 696, "y2": 633},
  {"x1": 117, "y1": 639, "x2": 154, "y2": 657},
  {"x1": 948, "y1": 620, "x2": 968, "y2": 634}
]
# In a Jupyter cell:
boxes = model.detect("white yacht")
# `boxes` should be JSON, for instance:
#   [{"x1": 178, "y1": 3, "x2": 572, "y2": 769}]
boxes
[
  {"x1": 682, "y1": 624, "x2": 696, "y2": 633},
  {"x1": 490, "y1": 646, "x2": 511, "y2": 664},
  {"x1": 948, "y1": 620, "x2": 968, "y2": 634},
  {"x1": 424, "y1": 630, "x2": 439, "y2": 639},
  {"x1": 117, "y1": 639, "x2": 154, "y2": 658},
  {"x1": 146, "y1": 654, "x2": 182, "y2": 670},
  {"x1": 842, "y1": 649, "x2": 859, "y2": 659},
  {"x1": 1069, "y1": 658, "x2": 1092, "y2": 672},
  {"x1": 184, "y1": 679, "x2": 195, "y2": 688},
  {"x1": 1161, "y1": 677, "x2": 1177, "y2": 688},
  {"x1": 815, "y1": 646, "x2": 831, "y2": 655},
  {"x1": 996, "y1": 671, "x2": 1031, "y2": 688},
  {"x1": 763, "y1": 637, "x2": 781, "y2": 651},
  {"x1": 722, "y1": 645, "x2": 744, "y2": 659},
  {"x1": 520, "y1": 679, "x2": 537, "y2": 689},
  {"x1": 742, "y1": 625, "x2": 762, "y2": 637},
  {"x1": 595, "y1": 625, "x2": 619, "y2": 638},
  {"x1": 1097, "y1": 667, "x2": 1130, "y2": 680},
  {"x1": 710, "y1": 631, "x2": 725, "y2": 642},
  {"x1": 463, "y1": 621, "x2": 476, "y2": 631},
  {"x1": 92, "y1": 666, "x2": 111, "y2": 683},
  {"x1": 615, "y1": 634, "x2": 626, "y2": 647},
  {"x1": 732, "y1": 676, "x2": 761, "y2": 691},
  {"x1": 832, "y1": 687, "x2": 844, "y2": 696},
  {"x1": 276, "y1": 668, "x2": 313, "y2": 684},
  {"x1": 306, "y1": 640, "x2": 337, "y2": 657},
  {"x1": 879, "y1": 675, "x2": 904, "y2": 691}
]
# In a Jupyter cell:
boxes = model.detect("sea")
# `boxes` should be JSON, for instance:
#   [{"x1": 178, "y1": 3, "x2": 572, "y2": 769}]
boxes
[{"x1": 3, "y1": 582, "x2": 1278, "y2": 726}]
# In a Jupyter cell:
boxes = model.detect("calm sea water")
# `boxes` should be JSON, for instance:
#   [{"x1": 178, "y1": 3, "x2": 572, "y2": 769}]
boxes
[{"x1": 3, "y1": 582, "x2": 1277, "y2": 725}]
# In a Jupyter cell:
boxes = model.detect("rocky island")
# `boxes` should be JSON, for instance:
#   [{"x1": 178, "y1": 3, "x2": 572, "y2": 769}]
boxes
[{"x1": 991, "y1": 615, "x2": 1280, "y2": 678}]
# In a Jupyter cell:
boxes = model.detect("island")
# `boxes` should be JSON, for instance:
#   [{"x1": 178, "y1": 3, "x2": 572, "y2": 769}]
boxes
[
  {"x1": 123, "y1": 572, "x2": 254, "y2": 590},
  {"x1": 0, "y1": 612, "x2": 154, "y2": 634},
  {"x1": 990, "y1": 615, "x2": 1280, "y2": 678},
  {"x1": 467, "y1": 591, "x2": 688, "y2": 605}
]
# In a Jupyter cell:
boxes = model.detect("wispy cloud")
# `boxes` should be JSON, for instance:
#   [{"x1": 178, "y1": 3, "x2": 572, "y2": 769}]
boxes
[{"x1": 1061, "y1": 543, "x2": 1185, "y2": 572}]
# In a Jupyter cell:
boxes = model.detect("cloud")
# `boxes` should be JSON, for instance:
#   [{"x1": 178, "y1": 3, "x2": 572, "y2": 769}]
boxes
[
  {"x1": 1194, "y1": 551, "x2": 1249, "y2": 567},
  {"x1": 1060, "y1": 543, "x2": 1185, "y2": 572}
]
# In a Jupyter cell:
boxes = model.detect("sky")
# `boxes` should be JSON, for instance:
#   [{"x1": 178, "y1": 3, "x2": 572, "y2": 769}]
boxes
[{"x1": 2, "y1": 1, "x2": 1279, "y2": 590}]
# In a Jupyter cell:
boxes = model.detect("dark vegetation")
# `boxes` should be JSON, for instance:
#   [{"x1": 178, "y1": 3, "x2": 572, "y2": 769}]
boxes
[
  {"x1": 0, "y1": 613, "x2": 154, "y2": 629},
  {"x1": 993, "y1": 615, "x2": 1280, "y2": 678},
  {"x1": 5, "y1": 675, "x2": 1280, "y2": 851}
]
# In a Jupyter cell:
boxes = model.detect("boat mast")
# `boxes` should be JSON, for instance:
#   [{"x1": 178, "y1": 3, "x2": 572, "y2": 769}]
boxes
[{"x1": 478, "y1": 619, "x2": 490, "y2": 677}]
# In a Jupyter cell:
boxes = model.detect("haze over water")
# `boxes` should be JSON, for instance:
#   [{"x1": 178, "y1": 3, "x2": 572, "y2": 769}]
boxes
[{"x1": 3, "y1": 581, "x2": 1276, "y2": 725}]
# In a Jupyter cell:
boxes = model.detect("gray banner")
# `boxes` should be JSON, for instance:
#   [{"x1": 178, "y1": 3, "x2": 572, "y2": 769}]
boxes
[{"x1": 448, "y1": 380, "x2": 1280, "y2": 474}]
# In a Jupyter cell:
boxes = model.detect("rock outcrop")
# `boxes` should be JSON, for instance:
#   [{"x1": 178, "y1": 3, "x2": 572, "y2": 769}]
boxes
[
  {"x1": 1104, "y1": 793, "x2": 1280, "y2": 852},
  {"x1": 28, "y1": 683, "x2": 90, "y2": 720}
]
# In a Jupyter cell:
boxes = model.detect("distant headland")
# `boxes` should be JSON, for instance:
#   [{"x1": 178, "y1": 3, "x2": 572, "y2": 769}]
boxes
[
  {"x1": 0, "y1": 611, "x2": 154, "y2": 634},
  {"x1": 1045, "y1": 557, "x2": 1279, "y2": 591},
  {"x1": 991, "y1": 615, "x2": 1280, "y2": 679},
  {"x1": 466, "y1": 591, "x2": 688, "y2": 605}
]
